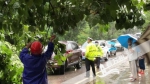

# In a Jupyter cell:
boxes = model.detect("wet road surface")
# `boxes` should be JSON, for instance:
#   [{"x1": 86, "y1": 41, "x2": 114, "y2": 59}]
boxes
[
  {"x1": 48, "y1": 51, "x2": 150, "y2": 84},
  {"x1": 48, "y1": 52, "x2": 122, "y2": 84}
]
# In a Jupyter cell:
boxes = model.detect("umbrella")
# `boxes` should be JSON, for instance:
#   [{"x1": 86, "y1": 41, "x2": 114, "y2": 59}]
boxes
[
  {"x1": 107, "y1": 41, "x2": 117, "y2": 51},
  {"x1": 108, "y1": 41, "x2": 116, "y2": 45},
  {"x1": 117, "y1": 34, "x2": 137, "y2": 48},
  {"x1": 109, "y1": 47, "x2": 117, "y2": 51}
]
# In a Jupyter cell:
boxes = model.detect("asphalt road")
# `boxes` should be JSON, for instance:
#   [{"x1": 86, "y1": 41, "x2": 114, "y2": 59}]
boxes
[{"x1": 48, "y1": 51, "x2": 124, "y2": 84}]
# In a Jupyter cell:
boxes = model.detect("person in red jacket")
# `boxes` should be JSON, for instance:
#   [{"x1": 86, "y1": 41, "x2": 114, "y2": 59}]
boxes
[{"x1": 19, "y1": 35, "x2": 56, "y2": 84}]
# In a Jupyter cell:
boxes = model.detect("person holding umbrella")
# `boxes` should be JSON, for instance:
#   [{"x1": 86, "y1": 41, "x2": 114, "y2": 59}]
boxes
[
  {"x1": 117, "y1": 34, "x2": 138, "y2": 82},
  {"x1": 127, "y1": 38, "x2": 138, "y2": 82}
]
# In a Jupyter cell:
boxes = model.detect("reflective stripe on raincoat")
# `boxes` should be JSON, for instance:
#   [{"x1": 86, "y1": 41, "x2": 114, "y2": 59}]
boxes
[
  {"x1": 96, "y1": 45, "x2": 104, "y2": 57},
  {"x1": 85, "y1": 42, "x2": 97, "y2": 61}
]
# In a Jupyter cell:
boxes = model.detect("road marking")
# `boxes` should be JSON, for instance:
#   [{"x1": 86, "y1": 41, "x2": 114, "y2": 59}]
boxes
[
  {"x1": 74, "y1": 55, "x2": 127, "y2": 84},
  {"x1": 61, "y1": 54, "x2": 127, "y2": 84},
  {"x1": 74, "y1": 78, "x2": 88, "y2": 84}
]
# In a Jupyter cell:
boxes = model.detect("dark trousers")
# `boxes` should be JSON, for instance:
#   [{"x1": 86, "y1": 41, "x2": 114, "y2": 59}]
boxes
[
  {"x1": 85, "y1": 58, "x2": 96, "y2": 77},
  {"x1": 95, "y1": 57, "x2": 101, "y2": 68},
  {"x1": 139, "y1": 59, "x2": 145, "y2": 70}
]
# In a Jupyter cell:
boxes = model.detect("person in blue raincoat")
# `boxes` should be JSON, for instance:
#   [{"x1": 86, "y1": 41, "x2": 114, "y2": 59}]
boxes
[
  {"x1": 19, "y1": 35, "x2": 56, "y2": 84},
  {"x1": 109, "y1": 44, "x2": 117, "y2": 55},
  {"x1": 109, "y1": 44, "x2": 117, "y2": 51}
]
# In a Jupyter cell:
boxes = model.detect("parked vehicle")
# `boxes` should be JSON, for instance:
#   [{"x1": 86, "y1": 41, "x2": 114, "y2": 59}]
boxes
[
  {"x1": 134, "y1": 32, "x2": 141, "y2": 38},
  {"x1": 100, "y1": 41, "x2": 117, "y2": 61},
  {"x1": 46, "y1": 41, "x2": 82, "y2": 74},
  {"x1": 110, "y1": 39, "x2": 124, "y2": 51}
]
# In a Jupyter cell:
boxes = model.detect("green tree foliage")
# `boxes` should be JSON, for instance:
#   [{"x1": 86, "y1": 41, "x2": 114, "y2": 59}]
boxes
[
  {"x1": 141, "y1": 11, "x2": 150, "y2": 32},
  {"x1": 86, "y1": 0, "x2": 146, "y2": 29},
  {"x1": 0, "y1": 0, "x2": 148, "y2": 83},
  {"x1": 0, "y1": 0, "x2": 146, "y2": 35},
  {"x1": 59, "y1": 21, "x2": 141, "y2": 45},
  {"x1": 144, "y1": 0, "x2": 150, "y2": 11},
  {"x1": 0, "y1": 41, "x2": 23, "y2": 84},
  {"x1": 59, "y1": 20, "x2": 90, "y2": 44},
  {"x1": 0, "y1": 0, "x2": 147, "y2": 45}
]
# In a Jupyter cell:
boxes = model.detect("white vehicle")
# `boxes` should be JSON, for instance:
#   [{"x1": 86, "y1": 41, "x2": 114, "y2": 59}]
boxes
[
  {"x1": 99, "y1": 41, "x2": 116, "y2": 61},
  {"x1": 134, "y1": 33, "x2": 141, "y2": 38}
]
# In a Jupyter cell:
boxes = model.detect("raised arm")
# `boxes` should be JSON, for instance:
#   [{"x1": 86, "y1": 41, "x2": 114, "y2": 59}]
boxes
[
  {"x1": 43, "y1": 42, "x2": 54, "y2": 60},
  {"x1": 43, "y1": 35, "x2": 56, "y2": 60},
  {"x1": 19, "y1": 42, "x2": 32, "y2": 63}
]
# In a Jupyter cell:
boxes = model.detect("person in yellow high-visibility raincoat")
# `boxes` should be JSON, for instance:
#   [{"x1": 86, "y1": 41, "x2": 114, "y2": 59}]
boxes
[
  {"x1": 95, "y1": 41, "x2": 104, "y2": 69},
  {"x1": 85, "y1": 37, "x2": 97, "y2": 77}
]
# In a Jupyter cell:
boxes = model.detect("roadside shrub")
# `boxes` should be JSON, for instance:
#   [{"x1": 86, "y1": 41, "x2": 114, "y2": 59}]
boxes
[{"x1": 0, "y1": 41, "x2": 23, "y2": 84}]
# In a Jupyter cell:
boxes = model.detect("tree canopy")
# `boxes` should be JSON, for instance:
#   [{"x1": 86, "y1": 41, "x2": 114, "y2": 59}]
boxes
[
  {"x1": 0, "y1": 0, "x2": 149, "y2": 83},
  {"x1": 0, "y1": 0, "x2": 146, "y2": 35}
]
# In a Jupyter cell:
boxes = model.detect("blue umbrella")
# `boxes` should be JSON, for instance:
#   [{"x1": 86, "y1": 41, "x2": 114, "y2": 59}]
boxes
[
  {"x1": 109, "y1": 47, "x2": 117, "y2": 51},
  {"x1": 108, "y1": 41, "x2": 116, "y2": 45},
  {"x1": 108, "y1": 41, "x2": 117, "y2": 51},
  {"x1": 117, "y1": 34, "x2": 137, "y2": 48}
]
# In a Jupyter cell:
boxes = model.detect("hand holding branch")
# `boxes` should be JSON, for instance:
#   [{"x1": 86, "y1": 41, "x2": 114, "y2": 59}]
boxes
[
  {"x1": 25, "y1": 42, "x2": 32, "y2": 49},
  {"x1": 50, "y1": 35, "x2": 56, "y2": 42}
]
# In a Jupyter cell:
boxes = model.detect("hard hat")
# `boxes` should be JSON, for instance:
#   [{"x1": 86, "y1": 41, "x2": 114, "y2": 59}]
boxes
[
  {"x1": 87, "y1": 37, "x2": 93, "y2": 41},
  {"x1": 30, "y1": 41, "x2": 43, "y2": 55}
]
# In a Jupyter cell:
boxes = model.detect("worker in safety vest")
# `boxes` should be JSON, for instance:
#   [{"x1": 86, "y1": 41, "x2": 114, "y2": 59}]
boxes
[
  {"x1": 95, "y1": 41, "x2": 104, "y2": 69},
  {"x1": 85, "y1": 37, "x2": 97, "y2": 77}
]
